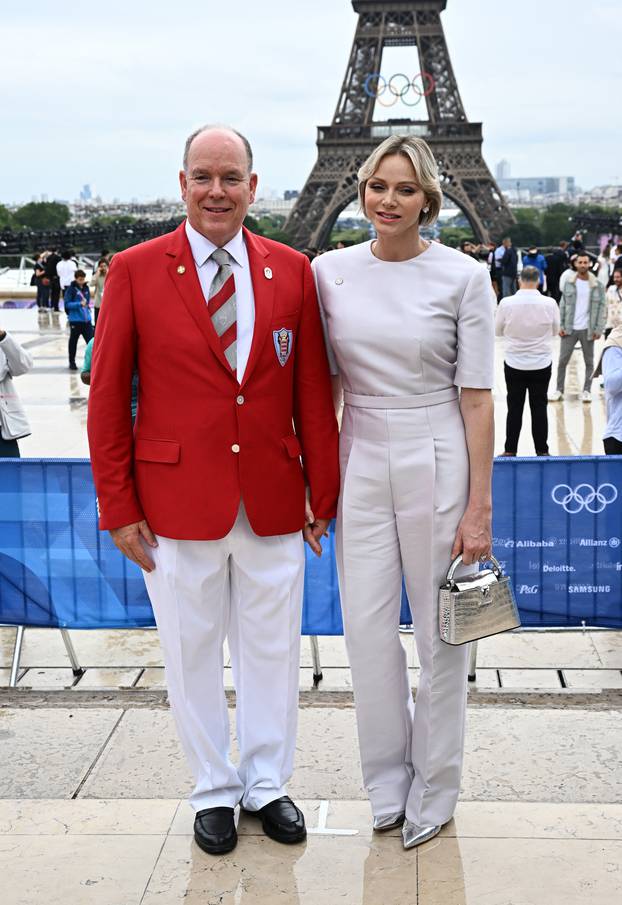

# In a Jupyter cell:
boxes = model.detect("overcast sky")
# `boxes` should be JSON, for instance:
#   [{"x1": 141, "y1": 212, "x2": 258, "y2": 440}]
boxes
[{"x1": 3, "y1": 0, "x2": 620, "y2": 204}]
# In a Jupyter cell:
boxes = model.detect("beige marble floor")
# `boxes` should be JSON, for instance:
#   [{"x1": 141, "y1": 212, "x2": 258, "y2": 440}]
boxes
[
  {"x1": 0, "y1": 306, "x2": 614, "y2": 458},
  {"x1": 0, "y1": 798, "x2": 620, "y2": 905}
]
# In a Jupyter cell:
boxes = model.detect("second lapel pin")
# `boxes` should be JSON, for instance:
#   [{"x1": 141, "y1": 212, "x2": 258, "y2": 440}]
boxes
[
  {"x1": 177, "y1": 265, "x2": 186, "y2": 275},
  {"x1": 264, "y1": 267, "x2": 273, "y2": 280}
]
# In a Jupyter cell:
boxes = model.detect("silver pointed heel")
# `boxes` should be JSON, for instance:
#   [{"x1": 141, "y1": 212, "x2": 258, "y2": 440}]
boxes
[
  {"x1": 372, "y1": 812, "x2": 406, "y2": 832},
  {"x1": 402, "y1": 821, "x2": 442, "y2": 849}
]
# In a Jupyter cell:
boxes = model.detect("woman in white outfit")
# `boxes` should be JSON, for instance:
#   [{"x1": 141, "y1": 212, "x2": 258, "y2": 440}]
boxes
[{"x1": 313, "y1": 136, "x2": 495, "y2": 850}]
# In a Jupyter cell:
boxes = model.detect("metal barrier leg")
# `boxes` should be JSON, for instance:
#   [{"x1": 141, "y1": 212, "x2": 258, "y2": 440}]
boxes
[
  {"x1": 310, "y1": 636, "x2": 323, "y2": 687},
  {"x1": 468, "y1": 641, "x2": 478, "y2": 682},
  {"x1": 60, "y1": 629, "x2": 84, "y2": 677},
  {"x1": 9, "y1": 626, "x2": 25, "y2": 687}
]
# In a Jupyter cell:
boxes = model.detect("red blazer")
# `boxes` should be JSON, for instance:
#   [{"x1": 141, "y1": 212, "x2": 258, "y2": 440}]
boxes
[{"x1": 87, "y1": 222, "x2": 339, "y2": 539}]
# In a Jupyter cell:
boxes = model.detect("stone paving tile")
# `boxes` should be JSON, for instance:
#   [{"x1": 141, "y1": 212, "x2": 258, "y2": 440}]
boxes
[
  {"x1": 0, "y1": 799, "x2": 179, "y2": 835},
  {"x1": 76, "y1": 707, "x2": 622, "y2": 805},
  {"x1": 135, "y1": 667, "x2": 166, "y2": 689},
  {"x1": 0, "y1": 627, "x2": 163, "y2": 669},
  {"x1": 476, "y1": 630, "x2": 602, "y2": 668},
  {"x1": 562, "y1": 668, "x2": 622, "y2": 689},
  {"x1": 0, "y1": 668, "x2": 11, "y2": 687},
  {"x1": 562, "y1": 669, "x2": 622, "y2": 691},
  {"x1": 418, "y1": 838, "x2": 622, "y2": 905},
  {"x1": 141, "y1": 833, "x2": 416, "y2": 905},
  {"x1": 498, "y1": 668, "x2": 562, "y2": 690},
  {"x1": 590, "y1": 631, "x2": 622, "y2": 668},
  {"x1": 72, "y1": 668, "x2": 142, "y2": 689},
  {"x1": 0, "y1": 709, "x2": 123, "y2": 798},
  {"x1": 0, "y1": 835, "x2": 164, "y2": 905},
  {"x1": 466, "y1": 668, "x2": 500, "y2": 690},
  {"x1": 16, "y1": 667, "x2": 77, "y2": 689}
]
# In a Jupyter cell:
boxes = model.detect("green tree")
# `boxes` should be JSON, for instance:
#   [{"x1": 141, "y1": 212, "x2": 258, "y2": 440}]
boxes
[
  {"x1": 330, "y1": 227, "x2": 370, "y2": 246},
  {"x1": 440, "y1": 226, "x2": 472, "y2": 248},
  {"x1": 0, "y1": 204, "x2": 14, "y2": 229},
  {"x1": 13, "y1": 201, "x2": 70, "y2": 231},
  {"x1": 540, "y1": 204, "x2": 574, "y2": 246}
]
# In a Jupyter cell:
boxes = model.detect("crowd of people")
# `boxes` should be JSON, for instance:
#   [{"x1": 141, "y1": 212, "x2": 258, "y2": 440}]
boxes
[
  {"x1": 460, "y1": 231, "x2": 622, "y2": 458},
  {"x1": 1, "y1": 225, "x2": 622, "y2": 461}
]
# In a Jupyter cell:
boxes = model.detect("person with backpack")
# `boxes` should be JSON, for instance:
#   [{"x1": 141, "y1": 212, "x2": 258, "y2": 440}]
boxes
[{"x1": 64, "y1": 269, "x2": 94, "y2": 370}]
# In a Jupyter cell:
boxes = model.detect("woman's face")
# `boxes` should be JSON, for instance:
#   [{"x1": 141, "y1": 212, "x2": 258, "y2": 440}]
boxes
[{"x1": 364, "y1": 153, "x2": 428, "y2": 240}]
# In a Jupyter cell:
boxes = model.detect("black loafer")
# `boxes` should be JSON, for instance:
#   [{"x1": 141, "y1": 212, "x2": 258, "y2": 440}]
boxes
[
  {"x1": 193, "y1": 807, "x2": 237, "y2": 855},
  {"x1": 243, "y1": 796, "x2": 306, "y2": 844}
]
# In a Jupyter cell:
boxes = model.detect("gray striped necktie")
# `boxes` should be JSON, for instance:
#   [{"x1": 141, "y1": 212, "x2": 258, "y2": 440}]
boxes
[{"x1": 208, "y1": 248, "x2": 237, "y2": 371}]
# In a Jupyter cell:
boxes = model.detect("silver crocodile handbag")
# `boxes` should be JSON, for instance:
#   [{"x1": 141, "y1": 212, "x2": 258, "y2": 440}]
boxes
[{"x1": 439, "y1": 554, "x2": 521, "y2": 646}]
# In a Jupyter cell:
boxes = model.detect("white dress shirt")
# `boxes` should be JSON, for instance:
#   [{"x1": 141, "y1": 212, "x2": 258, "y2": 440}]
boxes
[
  {"x1": 185, "y1": 220, "x2": 255, "y2": 382},
  {"x1": 495, "y1": 288, "x2": 560, "y2": 370}
]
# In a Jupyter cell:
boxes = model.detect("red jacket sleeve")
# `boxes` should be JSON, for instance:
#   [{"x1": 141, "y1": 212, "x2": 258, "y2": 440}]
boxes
[
  {"x1": 87, "y1": 254, "x2": 144, "y2": 530},
  {"x1": 293, "y1": 257, "x2": 340, "y2": 520}
]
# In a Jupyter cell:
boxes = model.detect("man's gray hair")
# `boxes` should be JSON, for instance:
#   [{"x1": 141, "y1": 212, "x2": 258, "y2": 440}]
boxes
[
  {"x1": 520, "y1": 265, "x2": 540, "y2": 283},
  {"x1": 182, "y1": 125, "x2": 254, "y2": 173}
]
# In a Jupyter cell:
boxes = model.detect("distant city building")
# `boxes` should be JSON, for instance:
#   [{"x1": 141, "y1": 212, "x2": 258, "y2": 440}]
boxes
[
  {"x1": 495, "y1": 159, "x2": 511, "y2": 181},
  {"x1": 497, "y1": 176, "x2": 576, "y2": 198},
  {"x1": 79, "y1": 184, "x2": 93, "y2": 203},
  {"x1": 284, "y1": 190, "x2": 299, "y2": 201}
]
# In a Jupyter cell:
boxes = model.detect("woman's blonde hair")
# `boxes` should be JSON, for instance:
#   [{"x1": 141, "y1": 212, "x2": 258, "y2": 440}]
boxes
[{"x1": 357, "y1": 135, "x2": 443, "y2": 227}]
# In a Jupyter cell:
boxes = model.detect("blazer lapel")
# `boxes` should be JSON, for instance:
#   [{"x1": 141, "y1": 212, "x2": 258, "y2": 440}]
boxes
[
  {"x1": 241, "y1": 227, "x2": 275, "y2": 388},
  {"x1": 164, "y1": 221, "x2": 234, "y2": 377}
]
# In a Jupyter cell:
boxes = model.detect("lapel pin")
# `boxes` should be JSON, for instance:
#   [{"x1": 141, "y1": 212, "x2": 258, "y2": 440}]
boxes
[
  {"x1": 264, "y1": 267, "x2": 273, "y2": 280},
  {"x1": 335, "y1": 277, "x2": 344, "y2": 285},
  {"x1": 177, "y1": 265, "x2": 186, "y2": 275}
]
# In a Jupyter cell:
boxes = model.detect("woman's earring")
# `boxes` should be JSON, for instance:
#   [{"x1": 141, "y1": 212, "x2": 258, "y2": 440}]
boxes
[{"x1": 423, "y1": 206, "x2": 430, "y2": 213}]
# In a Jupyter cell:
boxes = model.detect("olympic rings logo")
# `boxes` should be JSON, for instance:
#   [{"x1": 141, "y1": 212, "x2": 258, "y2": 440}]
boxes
[
  {"x1": 363, "y1": 71, "x2": 436, "y2": 108},
  {"x1": 551, "y1": 483, "x2": 618, "y2": 514}
]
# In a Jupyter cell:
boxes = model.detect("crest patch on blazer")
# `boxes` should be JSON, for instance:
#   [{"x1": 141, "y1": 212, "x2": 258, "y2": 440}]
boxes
[{"x1": 273, "y1": 328, "x2": 293, "y2": 367}]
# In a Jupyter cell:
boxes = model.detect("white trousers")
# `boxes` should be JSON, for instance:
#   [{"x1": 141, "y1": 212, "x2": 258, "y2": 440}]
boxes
[
  {"x1": 337, "y1": 398, "x2": 471, "y2": 827},
  {"x1": 143, "y1": 505, "x2": 305, "y2": 812}
]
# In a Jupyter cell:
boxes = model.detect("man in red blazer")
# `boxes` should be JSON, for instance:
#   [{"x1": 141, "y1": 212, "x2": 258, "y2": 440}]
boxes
[{"x1": 87, "y1": 126, "x2": 339, "y2": 855}]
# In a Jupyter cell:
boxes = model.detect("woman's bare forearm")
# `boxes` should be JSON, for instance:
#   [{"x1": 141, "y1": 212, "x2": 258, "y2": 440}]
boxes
[{"x1": 460, "y1": 388, "x2": 494, "y2": 510}]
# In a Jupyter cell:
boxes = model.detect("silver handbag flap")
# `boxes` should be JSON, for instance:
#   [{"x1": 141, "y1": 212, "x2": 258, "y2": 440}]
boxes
[{"x1": 452, "y1": 569, "x2": 499, "y2": 593}]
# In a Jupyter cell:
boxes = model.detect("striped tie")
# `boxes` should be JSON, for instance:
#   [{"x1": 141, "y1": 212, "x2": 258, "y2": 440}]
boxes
[{"x1": 208, "y1": 248, "x2": 237, "y2": 371}]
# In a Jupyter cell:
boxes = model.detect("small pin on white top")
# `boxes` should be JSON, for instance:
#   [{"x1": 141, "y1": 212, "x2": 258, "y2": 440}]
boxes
[
  {"x1": 177, "y1": 265, "x2": 186, "y2": 275},
  {"x1": 335, "y1": 277, "x2": 344, "y2": 285},
  {"x1": 264, "y1": 267, "x2": 273, "y2": 280}
]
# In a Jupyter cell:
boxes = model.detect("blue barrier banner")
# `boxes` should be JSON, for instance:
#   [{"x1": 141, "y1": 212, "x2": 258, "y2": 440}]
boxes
[{"x1": 0, "y1": 458, "x2": 620, "y2": 631}]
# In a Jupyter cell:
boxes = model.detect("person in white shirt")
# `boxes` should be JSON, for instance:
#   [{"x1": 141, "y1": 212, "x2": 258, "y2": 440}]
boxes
[
  {"x1": 605, "y1": 268, "x2": 622, "y2": 338},
  {"x1": 56, "y1": 250, "x2": 78, "y2": 292},
  {"x1": 549, "y1": 253, "x2": 607, "y2": 402},
  {"x1": 495, "y1": 266, "x2": 560, "y2": 456}
]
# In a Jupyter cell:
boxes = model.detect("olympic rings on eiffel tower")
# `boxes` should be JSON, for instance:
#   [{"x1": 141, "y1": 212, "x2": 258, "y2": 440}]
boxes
[{"x1": 363, "y1": 71, "x2": 436, "y2": 107}]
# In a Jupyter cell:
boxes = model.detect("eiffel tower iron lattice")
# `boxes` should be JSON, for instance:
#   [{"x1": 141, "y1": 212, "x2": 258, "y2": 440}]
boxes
[{"x1": 284, "y1": 0, "x2": 514, "y2": 249}]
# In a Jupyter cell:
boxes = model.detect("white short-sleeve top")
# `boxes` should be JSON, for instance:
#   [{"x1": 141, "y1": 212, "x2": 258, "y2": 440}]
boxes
[{"x1": 312, "y1": 240, "x2": 496, "y2": 396}]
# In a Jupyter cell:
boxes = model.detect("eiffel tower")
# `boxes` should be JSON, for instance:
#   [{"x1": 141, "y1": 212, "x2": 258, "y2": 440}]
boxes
[{"x1": 285, "y1": 0, "x2": 514, "y2": 249}]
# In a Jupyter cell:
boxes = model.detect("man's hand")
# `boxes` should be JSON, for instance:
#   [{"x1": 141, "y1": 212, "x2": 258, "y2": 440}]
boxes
[
  {"x1": 109, "y1": 520, "x2": 158, "y2": 572},
  {"x1": 593, "y1": 333, "x2": 601, "y2": 341},
  {"x1": 303, "y1": 518, "x2": 330, "y2": 557},
  {"x1": 303, "y1": 489, "x2": 329, "y2": 556},
  {"x1": 559, "y1": 329, "x2": 566, "y2": 337}
]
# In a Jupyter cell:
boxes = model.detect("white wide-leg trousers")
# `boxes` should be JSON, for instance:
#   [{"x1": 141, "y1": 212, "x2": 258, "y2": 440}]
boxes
[
  {"x1": 337, "y1": 398, "x2": 471, "y2": 828},
  {"x1": 143, "y1": 505, "x2": 305, "y2": 812}
]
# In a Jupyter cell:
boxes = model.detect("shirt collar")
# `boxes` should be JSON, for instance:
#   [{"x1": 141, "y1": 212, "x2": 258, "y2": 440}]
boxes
[{"x1": 184, "y1": 219, "x2": 245, "y2": 268}]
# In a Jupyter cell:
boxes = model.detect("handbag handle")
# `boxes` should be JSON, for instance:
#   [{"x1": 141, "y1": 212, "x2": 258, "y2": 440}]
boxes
[{"x1": 446, "y1": 553, "x2": 502, "y2": 583}]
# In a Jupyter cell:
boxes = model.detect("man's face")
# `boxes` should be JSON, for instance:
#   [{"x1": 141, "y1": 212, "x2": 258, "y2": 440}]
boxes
[
  {"x1": 503, "y1": 239, "x2": 511, "y2": 248},
  {"x1": 76, "y1": 276, "x2": 87, "y2": 287},
  {"x1": 575, "y1": 255, "x2": 590, "y2": 275},
  {"x1": 613, "y1": 271, "x2": 622, "y2": 288},
  {"x1": 179, "y1": 130, "x2": 257, "y2": 246}
]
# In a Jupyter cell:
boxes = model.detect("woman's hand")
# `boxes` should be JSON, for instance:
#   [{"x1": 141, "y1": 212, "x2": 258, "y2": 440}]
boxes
[{"x1": 451, "y1": 503, "x2": 492, "y2": 566}]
